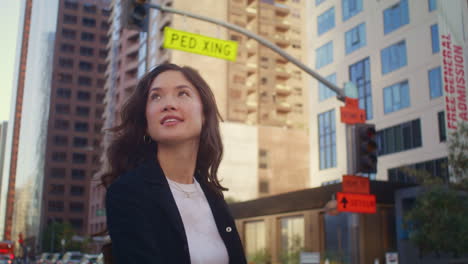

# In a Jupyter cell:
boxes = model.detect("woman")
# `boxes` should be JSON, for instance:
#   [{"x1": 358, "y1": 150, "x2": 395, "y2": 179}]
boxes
[{"x1": 102, "y1": 63, "x2": 247, "y2": 264}]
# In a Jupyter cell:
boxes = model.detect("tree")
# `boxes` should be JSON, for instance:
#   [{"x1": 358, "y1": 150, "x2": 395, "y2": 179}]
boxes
[
  {"x1": 41, "y1": 222, "x2": 89, "y2": 252},
  {"x1": 403, "y1": 121, "x2": 468, "y2": 257}
]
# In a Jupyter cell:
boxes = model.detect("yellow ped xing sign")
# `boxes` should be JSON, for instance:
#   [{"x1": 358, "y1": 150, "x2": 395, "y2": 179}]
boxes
[{"x1": 163, "y1": 27, "x2": 238, "y2": 62}]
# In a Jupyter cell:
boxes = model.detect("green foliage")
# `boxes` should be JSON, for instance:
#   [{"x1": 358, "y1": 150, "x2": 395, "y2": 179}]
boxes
[
  {"x1": 402, "y1": 122, "x2": 468, "y2": 257},
  {"x1": 247, "y1": 248, "x2": 271, "y2": 264},
  {"x1": 41, "y1": 222, "x2": 90, "y2": 253},
  {"x1": 279, "y1": 235, "x2": 303, "y2": 264}
]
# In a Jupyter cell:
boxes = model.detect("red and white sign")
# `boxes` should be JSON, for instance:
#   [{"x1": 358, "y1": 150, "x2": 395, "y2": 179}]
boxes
[
  {"x1": 340, "y1": 97, "x2": 366, "y2": 124},
  {"x1": 336, "y1": 192, "x2": 376, "y2": 214},
  {"x1": 438, "y1": 1, "x2": 468, "y2": 132},
  {"x1": 342, "y1": 175, "x2": 370, "y2": 194}
]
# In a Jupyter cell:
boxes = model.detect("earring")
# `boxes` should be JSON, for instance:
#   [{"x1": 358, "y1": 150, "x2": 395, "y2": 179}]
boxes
[{"x1": 143, "y1": 134, "x2": 152, "y2": 144}]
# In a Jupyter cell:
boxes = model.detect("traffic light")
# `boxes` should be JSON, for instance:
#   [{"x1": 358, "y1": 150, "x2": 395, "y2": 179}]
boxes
[
  {"x1": 354, "y1": 123, "x2": 378, "y2": 174},
  {"x1": 121, "y1": 0, "x2": 149, "y2": 32}
]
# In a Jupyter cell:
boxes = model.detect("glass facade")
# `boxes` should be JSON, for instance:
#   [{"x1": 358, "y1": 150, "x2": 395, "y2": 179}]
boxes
[
  {"x1": 1, "y1": 0, "x2": 59, "y2": 249},
  {"x1": 318, "y1": 7, "x2": 335, "y2": 35},
  {"x1": 244, "y1": 220, "x2": 266, "y2": 262},
  {"x1": 324, "y1": 213, "x2": 360, "y2": 263},
  {"x1": 383, "y1": 80, "x2": 410, "y2": 114},
  {"x1": 318, "y1": 109, "x2": 336, "y2": 170},
  {"x1": 279, "y1": 216, "x2": 304, "y2": 264},
  {"x1": 349, "y1": 58, "x2": 372, "y2": 120},
  {"x1": 319, "y1": 73, "x2": 337, "y2": 101},
  {"x1": 316, "y1": 41, "x2": 333, "y2": 69},
  {"x1": 345, "y1": 23, "x2": 366, "y2": 54},
  {"x1": 377, "y1": 119, "x2": 422, "y2": 156},
  {"x1": 381, "y1": 41, "x2": 407, "y2": 74},
  {"x1": 342, "y1": 0, "x2": 363, "y2": 21},
  {"x1": 383, "y1": 0, "x2": 409, "y2": 35}
]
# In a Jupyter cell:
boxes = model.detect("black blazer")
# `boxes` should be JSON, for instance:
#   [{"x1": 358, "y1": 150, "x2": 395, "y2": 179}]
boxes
[{"x1": 105, "y1": 160, "x2": 247, "y2": 264}]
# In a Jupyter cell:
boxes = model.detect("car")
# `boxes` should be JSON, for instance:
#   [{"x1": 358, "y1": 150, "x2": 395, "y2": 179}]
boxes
[
  {"x1": 0, "y1": 254, "x2": 13, "y2": 264},
  {"x1": 37, "y1": 253, "x2": 53, "y2": 264},
  {"x1": 78, "y1": 254, "x2": 98, "y2": 264},
  {"x1": 50, "y1": 253, "x2": 63, "y2": 264},
  {"x1": 56, "y1": 252, "x2": 83, "y2": 264}
]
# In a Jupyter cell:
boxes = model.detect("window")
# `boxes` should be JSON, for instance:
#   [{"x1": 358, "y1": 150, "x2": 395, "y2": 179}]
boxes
[
  {"x1": 280, "y1": 216, "x2": 304, "y2": 259},
  {"x1": 428, "y1": 0, "x2": 437, "y2": 11},
  {"x1": 70, "y1": 202, "x2": 84, "y2": 212},
  {"x1": 381, "y1": 40, "x2": 407, "y2": 74},
  {"x1": 74, "y1": 122, "x2": 89, "y2": 132},
  {"x1": 78, "y1": 76, "x2": 92, "y2": 86},
  {"x1": 319, "y1": 73, "x2": 337, "y2": 101},
  {"x1": 316, "y1": 0, "x2": 326, "y2": 6},
  {"x1": 438, "y1": 111, "x2": 446, "y2": 142},
  {"x1": 388, "y1": 157, "x2": 448, "y2": 183},
  {"x1": 82, "y1": 17, "x2": 96, "y2": 27},
  {"x1": 58, "y1": 73, "x2": 73, "y2": 83},
  {"x1": 316, "y1": 41, "x2": 333, "y2": 69},
  {"x1": 431, "y1": 24, "x2": 439, "y2": 53},
  {"x1": 83, "y1": 3, "x2": 97, "y2": 13},
  {"x1": 81, "y1": 32, "x2": 95, "y2": 42},
  {"x1": 95, "y1": 108, "x2": 104, "y2": 118},
  {"x1": 72, "y1": 169, "x2": 86, "y2": 180},
  {"x1": 54, "y1": 119, "x2": 69, "y2": 130},
  {"x1": 63, "y1": 14, "x2": 77, "y2": 24},
  {"x1": 345, "y1": 23, "x2": 366, "y2": 54},
  {"x1": 80, "y1": 47, "x2": 94, "y2": 56},
  {"x1": 48, "y1": 201, "x2": 64, "y2": 212},
  {"x1": 101, "y1": 21, "x2": 110, "y2": 30},
  {"x1": 56, "y1": 88, "x2": 71, "y2": 99},
  {"x1": 94, "y1": 123, "x2": 102, "y2": 133},
  {"x1": 98, "y1": 64, "x2": 107, "y2": 73},
  {"x1": 97, "y1": 79, "x2": 105, "y2": 87},
  {"x1": 244, "y1": 221, "x2": 266, "y2": 260},
  {"x1": 324, "y1": 213, "x2": 358, "y2": 261},
  {"x1": 318, "y1": 7, "x2": 335, "y2": 35},
  {"x1": 73, "y1": 137, "x2": 88, "y2": 147},
  {"x1": 72, "y1": 153, "x2": 87, "y2": 164},
  {"x1": 79, "y1": 61, "x2": 93, "y2": 72},
  {"x1": 64, "y1": 1, "x2": 78, "y2": 10},
  {"x1": 52, "y1": 152, "x2": 67, "y2": 162},
  {"x1": 60, "y1": 43, "x2": 75, "y2": 53},
  {"x1": 428, "y1": 66, "x2": 442, "y2": 99},
  {"x1": 102, "y1": 8, "x2": 111, "y2": 16},
  {"x1": 56, "y1": 104, "x2": 70, "y2": 114},
  {"x1": 53, "y1": 135, "x2": 68, "y2": 146},
  {"x1": 99, "y1": 49, "x2": 108, "y2": 58},
  {"x1": 50, "y1": 184, "x2": 65, "y2": 195},
  {"x1": 376, "y1": 119, "x2": 422, "y2": 155},
  {"x1": 383, "y1": 0, "x2": 409, "y2": 34},
  {"x1": 77, "y1": 91, "x2": 91, "y2": 101},
  {"x1": 100, "y1": 35, "x2": 109, "y2": 44},
  {"x1": 383, "y1": 80, "x2": 410, "y2": 114},
  {"x1": 62, "y1": 28, "x2": 76, "y2": 39},
  {"x1": 318, "y1": 109, "x2": 336, "y2": 170},
  {"x1": 76, "y1": 106, "x2": 90, "y2": 117},
  {"x1": 342, "y1": 0, "x2": 363, "y2": 21},
  {"x1": 69, "y1": 218, "x2": 84, "y2": 231},
  {"x1": 70, "y1": 185, "x2": 85, "y2": 196},
  {"x1": 51, "y1": 168, "x2": 66, "y2": 179},
  {"x1": 349, "y1": 57, "x2": 373, "y2": 119},
  {"x1": 58, "y1": 58, "x2": 73, "y2": 68}
]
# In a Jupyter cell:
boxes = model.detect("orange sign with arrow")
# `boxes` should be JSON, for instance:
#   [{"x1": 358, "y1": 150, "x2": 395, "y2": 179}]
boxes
[{"x1": 337, "y1": 192, "x2": 376, "y2": 214}]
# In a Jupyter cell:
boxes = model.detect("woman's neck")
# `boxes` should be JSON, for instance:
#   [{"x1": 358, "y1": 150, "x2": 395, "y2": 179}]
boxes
[{"x1": 157, "y1": 141, "x2": 198, "y2": 184}]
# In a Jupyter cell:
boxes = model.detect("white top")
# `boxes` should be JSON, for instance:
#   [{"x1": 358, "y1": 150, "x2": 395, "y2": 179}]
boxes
[{"x1": 167, "y1": 177, "x2": 229, "y2": 264}]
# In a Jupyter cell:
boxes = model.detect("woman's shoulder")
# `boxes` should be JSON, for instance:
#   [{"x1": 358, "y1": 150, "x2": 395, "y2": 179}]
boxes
[{"x1": 106, "y1": 163, "x2": 149, "y2": 193}]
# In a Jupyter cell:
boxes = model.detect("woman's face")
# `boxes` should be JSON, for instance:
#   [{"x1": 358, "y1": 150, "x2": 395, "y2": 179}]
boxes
[{"x1": 145, "y1": 70, "x2": 204, "y2": 145}]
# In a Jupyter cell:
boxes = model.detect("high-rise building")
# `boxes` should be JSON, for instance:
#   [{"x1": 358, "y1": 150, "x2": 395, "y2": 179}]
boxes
[
  {"x1": 0, "y1": 121, "x2": 8, "y2": 209},
  {"x1": 306, "y1": 0, "x2": 468, "y2": 186},
  {"x1": 145, "y1": 0, "x2": 310, "y2": 200},
  {"x1": 42, "y1": 0, "x2": 111, "y2": 239}
]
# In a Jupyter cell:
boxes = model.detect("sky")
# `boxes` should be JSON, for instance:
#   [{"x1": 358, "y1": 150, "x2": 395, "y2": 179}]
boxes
[{"x1": 0, "y1": 1, "x2": 21, "y2": 123}]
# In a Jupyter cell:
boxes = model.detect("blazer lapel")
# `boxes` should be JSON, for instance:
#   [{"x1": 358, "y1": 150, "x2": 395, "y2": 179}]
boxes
[{"x1": 142, "y1": 161, "x2": 188, "y2": 244}]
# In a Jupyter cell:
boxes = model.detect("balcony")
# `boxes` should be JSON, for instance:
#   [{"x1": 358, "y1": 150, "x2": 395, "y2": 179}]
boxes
[
  {"x1": 273, "y1": 34, "x2": 290, "y2": 47},
  {"x1": 246, "y1": 7, "x2": 257, "y2": 18},
  {"x1": 246, "y1": 81, "x2": 257, "y2": 94},
  {"x1": 276, "y1": 101, "x2": 292, "y2": 113},
  {"x1": 246, "y1": 101, "x2": 257, "y2": 113},
  {"x1": 275, "y1": 83, "x2": 292, "y2": 96},
  {"x1": 274, "y1": 3, "x2": 290, "y2": 16},
  {"x1": 275, "y1": 66, "x2": 291, "y2": 79},
  {"x1": 275, "y1": 20, "x2": 291, "y2": 31}
]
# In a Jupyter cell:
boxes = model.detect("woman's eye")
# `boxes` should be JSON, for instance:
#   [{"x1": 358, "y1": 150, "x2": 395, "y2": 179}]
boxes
[
  {"x1": 150, "y1": 94, "x2": 161, "y2": 100},
  {"x1": 179, "y1": 91, "x2": 189, "y2": 97}
]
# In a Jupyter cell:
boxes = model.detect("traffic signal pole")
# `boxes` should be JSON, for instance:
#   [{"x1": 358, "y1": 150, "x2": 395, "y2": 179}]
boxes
[{"x1": 144, "y1": 3, "x2": 346, "y2": 102}]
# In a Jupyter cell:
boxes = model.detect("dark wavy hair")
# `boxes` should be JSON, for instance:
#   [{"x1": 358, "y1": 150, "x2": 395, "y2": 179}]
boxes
[{"x1": 101, "y1": 63, "x2": 227, "y2": 196}]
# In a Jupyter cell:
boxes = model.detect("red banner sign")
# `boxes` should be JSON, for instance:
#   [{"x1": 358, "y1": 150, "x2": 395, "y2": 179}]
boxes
[
  {"x1": 337, "y1": 192, "x2": 376, "y2": 214},
  {"x1": 342, "y1": 175, "x2": 370, "y2": 194}
]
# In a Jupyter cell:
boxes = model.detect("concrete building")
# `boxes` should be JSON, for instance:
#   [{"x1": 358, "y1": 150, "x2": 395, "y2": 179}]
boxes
[
  {"x1": 42, "y1": 0, "x2": 111, "y2": 239},
  {"x1": 145, "y1": 0, "x2": 310, "y2": 200},
  {"x1": 306, "y1": 0, "x2": 467, "y2": 186},
  {"x1": 0, "y1": 122, "x2": 7, "y2": 204}
]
